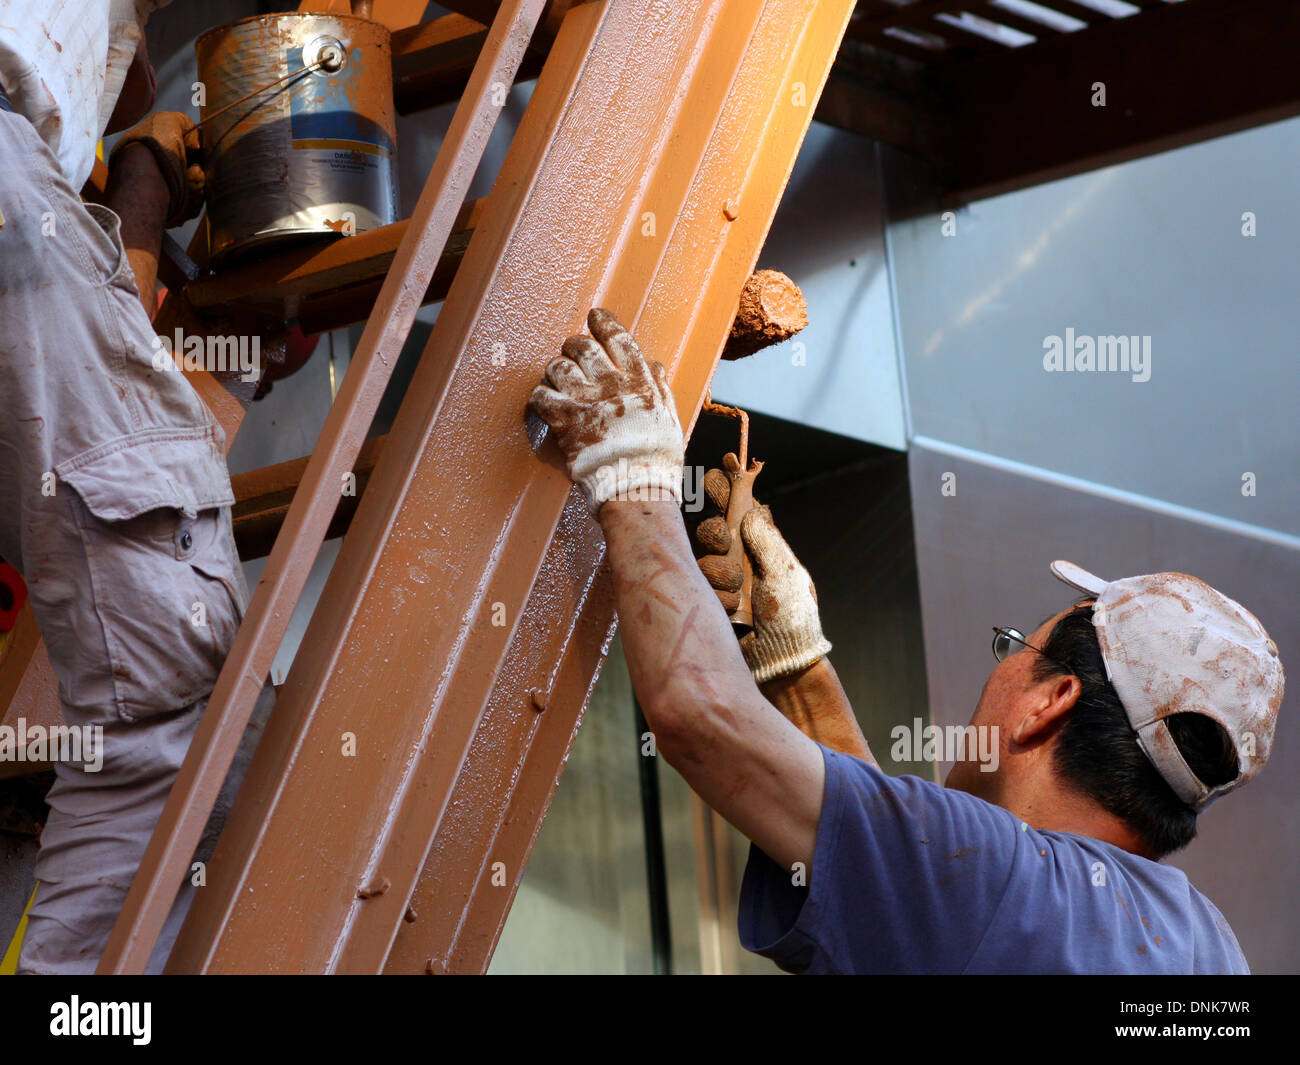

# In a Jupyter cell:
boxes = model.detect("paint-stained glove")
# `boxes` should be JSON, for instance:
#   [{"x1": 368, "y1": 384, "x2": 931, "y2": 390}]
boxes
[
  {"x1": 692, "y1": 454, "x2": 747, "y2": 614},
  {"x1": 529, "y1": 308, "x2": 685, "y2": 515},
  {"x1": 695, "y1": 483, "x2": 831, "y2": 683},
  {"x1": 109, "y1": 111, "x2": 204, "y2": 228}
]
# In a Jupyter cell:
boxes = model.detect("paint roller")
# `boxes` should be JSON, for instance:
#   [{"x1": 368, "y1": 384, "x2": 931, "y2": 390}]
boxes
[{"x1": 701, "y1": 269, "x2": 809, "y2": 629}]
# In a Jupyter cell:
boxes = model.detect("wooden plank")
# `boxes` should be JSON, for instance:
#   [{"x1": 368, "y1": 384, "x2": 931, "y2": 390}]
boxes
[
  {"x1": 0, "y1": 606, "x2": 61, "y2": 778},
  {"x1": 185, "y1": 200, "x2": 483, "y2": 317}
]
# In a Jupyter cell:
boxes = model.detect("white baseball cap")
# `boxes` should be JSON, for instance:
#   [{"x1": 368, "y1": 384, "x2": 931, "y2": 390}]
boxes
[{"x1": 1050, "y1": 560, "x2": 1284, "y2": 811}]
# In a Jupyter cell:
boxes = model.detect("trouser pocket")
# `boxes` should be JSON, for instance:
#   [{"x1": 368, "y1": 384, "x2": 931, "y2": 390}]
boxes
[{"x1": 63, "y1": 491, "x2": 244, "y2": 723}]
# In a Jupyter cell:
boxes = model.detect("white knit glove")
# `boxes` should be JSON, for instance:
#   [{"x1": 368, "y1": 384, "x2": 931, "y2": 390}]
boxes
[
  {"x1": 528, "y1": 308, "x2": 685, "y2": 514},
  {"x1": 737, "y1": 505, "x2": 832, "y2": 683}
]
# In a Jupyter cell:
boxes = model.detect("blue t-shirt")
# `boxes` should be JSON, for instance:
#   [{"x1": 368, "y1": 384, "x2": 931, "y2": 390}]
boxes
[{"x1": 739, "y1": 746, "x2": 1249, "y2": 974}]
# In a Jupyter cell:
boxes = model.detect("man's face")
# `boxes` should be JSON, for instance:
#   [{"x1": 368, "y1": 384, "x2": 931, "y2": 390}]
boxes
[{"x1": 944, "y1": 607, "x2": 1074, "y2": 800}]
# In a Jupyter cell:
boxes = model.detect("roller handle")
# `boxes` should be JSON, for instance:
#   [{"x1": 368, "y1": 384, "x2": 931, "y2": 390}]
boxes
[{"x1": 720, "y1": 455, "x2": 763, "y2": 629}]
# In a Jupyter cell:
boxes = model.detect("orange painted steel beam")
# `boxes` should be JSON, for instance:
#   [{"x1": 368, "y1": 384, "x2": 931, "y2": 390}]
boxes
[
  {"x1": 389, "y1": 0, "x2": 861, "y2": 975},
  {"x1": 167, "y1": 0, "x2": 858, "y2": 974},
  {"x1": 97, "y1": 0, "x2": 551, "y2": 974}
]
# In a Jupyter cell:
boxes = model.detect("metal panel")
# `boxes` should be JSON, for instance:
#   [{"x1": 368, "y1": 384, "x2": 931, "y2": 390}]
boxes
[
  {"x1": 883, "y1": 122, "x2": 1300, "y2": 540},
  {"x1": 708, "y1": 127, "x2": 905, "y2": 451},
  {"x1": 166, "y1": 0, "x2": 858, "y2": 973}
]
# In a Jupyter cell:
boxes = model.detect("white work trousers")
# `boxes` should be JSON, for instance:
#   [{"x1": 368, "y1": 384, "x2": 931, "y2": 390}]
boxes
[{"x1": 0, "y1": 108, "x2": 271, "y2": 973}]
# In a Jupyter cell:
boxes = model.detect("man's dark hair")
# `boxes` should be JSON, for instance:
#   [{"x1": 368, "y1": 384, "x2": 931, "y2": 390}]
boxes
[{"x1": 1032, "y1": 600, "x2": 1239, "y2": 857}]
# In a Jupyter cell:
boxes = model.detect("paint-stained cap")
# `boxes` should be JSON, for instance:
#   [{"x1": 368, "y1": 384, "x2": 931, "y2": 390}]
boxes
[{"x1": 1050, "y1": 560, "x2": 1284, "y2": 811}]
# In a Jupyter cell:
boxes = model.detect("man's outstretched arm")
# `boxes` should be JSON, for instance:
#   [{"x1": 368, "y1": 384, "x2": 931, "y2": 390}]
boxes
[
  {"x1": 690, "y1": 472, "x2": 874, "y2": 765},
  {"x1": 104, "y1": 143, "x2": 169, "y2": 317},
  {"x1": 530, "y1": 309, "x2": 824, "y2": 875},
  {"x1": 600, "y1": 499, "x2": 824, "y2": 873}
]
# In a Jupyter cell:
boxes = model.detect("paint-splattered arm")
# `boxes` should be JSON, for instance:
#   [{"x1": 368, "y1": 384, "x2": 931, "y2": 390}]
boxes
[
  {"x1": 530, "y1": 308, "x2": 825, "y2": 873},
  {"x1": 107, "y1": 111, "x2": 204, "y2": 319},
  {"x1": 600, "y1": 499, "x2": 824, "y2": 876}
]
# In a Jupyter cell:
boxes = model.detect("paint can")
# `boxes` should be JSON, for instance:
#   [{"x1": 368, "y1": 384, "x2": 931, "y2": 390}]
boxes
[{"x1": 195, "y1": 12, "x2": 398, "y2": 265}]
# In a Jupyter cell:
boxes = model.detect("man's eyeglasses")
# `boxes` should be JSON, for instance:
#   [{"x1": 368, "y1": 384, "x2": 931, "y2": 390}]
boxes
[{"x1": 991, "y1": 626, "x2": 1068, "y2": 672}]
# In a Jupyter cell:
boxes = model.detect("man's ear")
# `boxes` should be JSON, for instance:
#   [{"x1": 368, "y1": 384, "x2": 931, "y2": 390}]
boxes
[{"x1": 1011, "y1": 673, "x2": 1082, "y2": 746}]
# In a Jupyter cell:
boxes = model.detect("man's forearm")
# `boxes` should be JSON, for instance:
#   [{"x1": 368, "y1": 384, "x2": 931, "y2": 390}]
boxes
[
  {"x1": 598, "y1": 499, "x2": 824, "y2": 873},
  {"x1": 104, "y1": 143, "x2": 169, "y2": 318},
  {"x1": 760, "y1": 658, "x2": 876, "y2": 766},
  {"x1": 599, "y1": 500, "x2": 761, "y2": 729},
  {"x1": 528, "y1": 309, "x2": 825, "y2": 873}
]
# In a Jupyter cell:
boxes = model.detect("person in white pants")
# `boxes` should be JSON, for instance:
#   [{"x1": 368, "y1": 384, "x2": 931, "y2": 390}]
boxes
[{"x1": 0, "y1": 1, "x2": 270, "y2": 973}]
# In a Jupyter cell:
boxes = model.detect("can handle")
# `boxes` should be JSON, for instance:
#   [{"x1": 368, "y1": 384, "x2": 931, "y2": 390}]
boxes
[{"x1": 193, "y1": 56, "x2": 333, "y2": 134}]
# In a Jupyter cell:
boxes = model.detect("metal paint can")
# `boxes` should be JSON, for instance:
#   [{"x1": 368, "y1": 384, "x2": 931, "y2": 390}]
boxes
[{"x1": 195, "y1": 13, "x2": 398, "y2": 265}]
